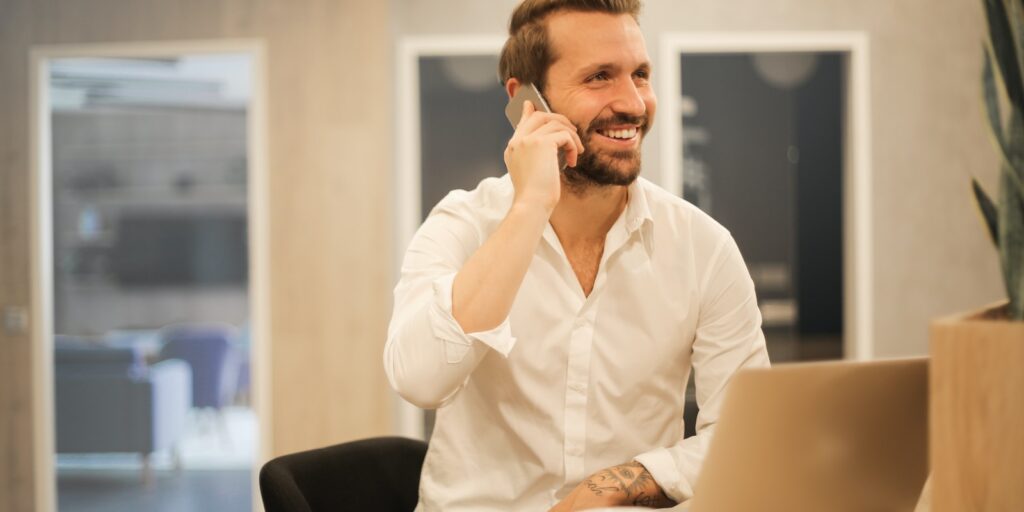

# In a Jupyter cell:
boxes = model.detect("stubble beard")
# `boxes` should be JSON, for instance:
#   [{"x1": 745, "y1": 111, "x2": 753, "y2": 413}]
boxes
[{"x1": 563, "y1": 114, "x2": 649, "y2": 195}]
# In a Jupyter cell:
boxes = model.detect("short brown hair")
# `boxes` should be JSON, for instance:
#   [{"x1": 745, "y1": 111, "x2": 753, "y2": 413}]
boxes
[{"x1": 498, "y1": 0, "x2": 641, "y2": 93}]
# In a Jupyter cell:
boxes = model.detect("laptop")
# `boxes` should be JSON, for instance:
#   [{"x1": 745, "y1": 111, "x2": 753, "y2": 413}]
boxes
[{"x1": 679, "y1": 357, "x2": 929, "y2": 512}]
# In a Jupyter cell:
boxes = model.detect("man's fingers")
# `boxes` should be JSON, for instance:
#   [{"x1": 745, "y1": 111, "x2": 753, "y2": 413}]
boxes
[
  {"x1": 544, "y1": 115, "x2": 583, "y2": 156},
  {"x1": 543, "y1": 113, "x2": 579, "y2": 140},
  {"x1": 528, "y1": 128, "x2": 580, "y2": 168},
  {"x1": 516, "y1": 109, "x2": 577, "y2": 140},
  {"x1": 533, "y1": 118, "x2": 584, "y2": 156},
  {"x1": 512, "y1": 104, "x2": 585, "y2": 166},
  {"x1": 570, "y1": 128, "x2": 584, "y2": 156},
  {"x1": 518, "y1": 99, "x2": 535, "y2": 127},
  {"x1": 517, "y1": 106, "x2": 561, "y2": 136},
  {"x1": 552, "y1": 131, "x2": 580, "y2": 168}
]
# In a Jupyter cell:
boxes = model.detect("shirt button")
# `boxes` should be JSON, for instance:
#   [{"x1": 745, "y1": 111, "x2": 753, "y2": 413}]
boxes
[{"x1": 569, "y1": 381, "x2": 586, "y2": 393}]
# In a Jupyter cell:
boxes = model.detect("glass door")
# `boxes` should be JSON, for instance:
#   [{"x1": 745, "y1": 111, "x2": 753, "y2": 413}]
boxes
[{"x1": 48, "y1": 53, "x2": 257, "y2": 512}]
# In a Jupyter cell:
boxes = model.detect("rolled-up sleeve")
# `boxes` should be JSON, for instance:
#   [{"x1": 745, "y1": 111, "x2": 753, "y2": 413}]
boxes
[
  {"x1": 634, "y1": 234, "x2": 771, "y2": 503},
  {"x1": 384, "y1": 200, "x2": 518, "y2": 410}
]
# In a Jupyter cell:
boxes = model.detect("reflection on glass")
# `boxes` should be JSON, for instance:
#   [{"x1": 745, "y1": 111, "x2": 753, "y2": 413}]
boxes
[
  {"x1": 50, "y1": 54, "x2": 255, "y2": 511},
  {"x1": 680, "y1": 52, "x2": 844, "y2": 363}
]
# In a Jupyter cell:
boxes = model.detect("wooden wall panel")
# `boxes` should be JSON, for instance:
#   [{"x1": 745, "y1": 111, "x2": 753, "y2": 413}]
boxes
[
  {"x1": 1, "y1": 0, "x2": 41, "y2": 510},
  {"x1": 0, "y1": 1, "x2": 394, "y2": 510}
]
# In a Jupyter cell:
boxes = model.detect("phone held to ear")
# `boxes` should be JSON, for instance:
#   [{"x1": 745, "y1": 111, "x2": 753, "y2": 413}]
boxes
[{"x1": 504, "y1": 82, "x2": 568, "y2": 170}]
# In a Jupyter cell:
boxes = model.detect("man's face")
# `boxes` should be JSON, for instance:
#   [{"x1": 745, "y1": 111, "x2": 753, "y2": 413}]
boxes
[{"x1": 542, "y1": 11, "x2": 656, "y2": 189}]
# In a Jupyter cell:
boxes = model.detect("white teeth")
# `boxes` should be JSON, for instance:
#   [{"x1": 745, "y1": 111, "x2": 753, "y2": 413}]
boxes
[{"x1": 602, "y1": 128, "x2": 637, "y2": 139}]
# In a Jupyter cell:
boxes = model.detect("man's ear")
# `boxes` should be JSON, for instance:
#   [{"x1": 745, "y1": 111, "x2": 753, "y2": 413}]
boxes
[{"x1": 505, "y1": 77, "x2": 522, "y2": 100}]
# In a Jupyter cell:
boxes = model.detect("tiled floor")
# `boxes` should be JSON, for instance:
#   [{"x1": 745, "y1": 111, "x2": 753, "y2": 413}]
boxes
[
  {"x1": 58, "y1": 468, "x2": 251, "y2": 512},
  {"x1": 56, "y1": 406, "x2": 257, "y2": 511}
]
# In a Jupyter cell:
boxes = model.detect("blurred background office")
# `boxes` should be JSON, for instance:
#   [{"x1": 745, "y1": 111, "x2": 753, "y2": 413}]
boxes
[{"x1": 0, "y1": 0, "x2": 1004, "y2": 511}]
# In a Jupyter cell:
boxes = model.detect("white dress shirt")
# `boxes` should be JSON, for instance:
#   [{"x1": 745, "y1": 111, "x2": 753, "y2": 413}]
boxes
[{"x1": 384, "y1": 174, "x2": 770, "y2": 511}]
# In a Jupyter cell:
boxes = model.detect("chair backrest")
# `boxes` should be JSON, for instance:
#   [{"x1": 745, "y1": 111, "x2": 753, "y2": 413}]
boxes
[
  {"x1": 54, "y1": 342, "x2": 146, "y2": 378},
  {"x1": 159, "y1": 325, "x2": 237, "y2": 408},
  {"x1": 259, "y1": 436, "x2": 428, "y2": 512}
]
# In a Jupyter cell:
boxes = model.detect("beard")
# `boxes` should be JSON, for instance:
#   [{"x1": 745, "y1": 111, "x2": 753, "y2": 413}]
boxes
[{"x1": 563, "y1": 112, "x2": 650, "y2": 193}]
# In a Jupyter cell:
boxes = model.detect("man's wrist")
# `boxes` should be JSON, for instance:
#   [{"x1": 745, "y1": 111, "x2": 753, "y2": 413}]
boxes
[
  {"x1": 622, "y1": 461, "x2": 675, "y2": 507},
  {"x1": 583, "y1": 461, "x2": 675, "y2": 508},
  {"x1": 512, "y1": 189, "x2": 561, "y2": 215},
  {"x1": 508, "y1": 199, "x2": 555, "y2": 226}
]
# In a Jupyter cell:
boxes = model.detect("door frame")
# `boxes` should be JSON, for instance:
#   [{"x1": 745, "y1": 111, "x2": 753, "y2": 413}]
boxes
[
  {"x1": 29, "y1": 39, "x2": 272, "y2": 512},
  {"x1": 658, "y1": 31, "x2": 873, "y2": 360}
]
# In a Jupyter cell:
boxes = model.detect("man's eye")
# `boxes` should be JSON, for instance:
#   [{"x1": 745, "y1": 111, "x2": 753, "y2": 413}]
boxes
[
  {"x1": 588, "y1": 71, "x2": 610, "y2": 82},
  {"x1": 633, "y1": 70, "x2": 650, "y2": 80}
]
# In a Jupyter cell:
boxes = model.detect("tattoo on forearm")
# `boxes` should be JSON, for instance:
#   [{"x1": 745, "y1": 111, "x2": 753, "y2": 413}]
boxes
[{"x1": 580, "y1": 461, "x2": 676, "y2": 508}]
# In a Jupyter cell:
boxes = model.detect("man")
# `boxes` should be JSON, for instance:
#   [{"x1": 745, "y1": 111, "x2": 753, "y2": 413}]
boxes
[{"x1": 384, "y1": 0, "x2": 770, "y2": 510}]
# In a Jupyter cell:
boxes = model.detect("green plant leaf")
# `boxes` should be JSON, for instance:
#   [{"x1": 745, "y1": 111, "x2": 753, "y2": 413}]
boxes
[
  {"x1": 984, "y1": 0, "x2": 1024, "y2": 116},
  {"x1": 997, "y1": 158, "x2": 1024, "y2": 319},
  {"x1": 979, "y1": 0, "x2": 1024, "y2": 320},
  {"x1": 1005, "y1": 0, "x2": 1024, "y2": 203},
  {"x1": 972, "y1": 177, "x2": 1001, "y2": 246},
  {"x1": 1002, "y1": 109, "x2": 1024, "y2": 218},
  {"x1": 1008, "y1": 0, "x2": 1024, "y2": 80},
  {"x1": 984, "y1": 46, "x2": 1006, "y2": 142},
  {"x1": 981, "y1": 47, "x2": 1024, "y2": 201}
]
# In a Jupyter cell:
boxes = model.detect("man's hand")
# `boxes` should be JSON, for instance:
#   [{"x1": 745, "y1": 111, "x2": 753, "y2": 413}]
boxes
[
  {"x1": 504, "y1": 99, "x2": 584, "y2": 213},
  {"x1": 451, "y1": 100, "x2": 582, "y2": 334},
  {"x1": 548, "y1": 461, "x2": 676, "y2": 511}
]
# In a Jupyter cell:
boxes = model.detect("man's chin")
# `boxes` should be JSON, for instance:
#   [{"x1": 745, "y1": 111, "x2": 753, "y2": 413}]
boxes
[
  {"x1": 565, "y1": 159, "x2": 640, "y2": 190},
  {"x1": 595, "y1": 153, "x2": 641, "y2": 182}
]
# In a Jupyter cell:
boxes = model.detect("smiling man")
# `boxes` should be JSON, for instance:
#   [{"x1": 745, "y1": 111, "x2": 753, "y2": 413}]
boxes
[{"x1": 384, "y1": 1, "x2": 770, "y2": 510}]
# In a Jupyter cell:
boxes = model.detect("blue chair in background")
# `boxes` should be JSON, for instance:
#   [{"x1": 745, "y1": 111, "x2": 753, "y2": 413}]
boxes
[{"x1": 159, "y1": 324, "x2": 240, "y2": 413}]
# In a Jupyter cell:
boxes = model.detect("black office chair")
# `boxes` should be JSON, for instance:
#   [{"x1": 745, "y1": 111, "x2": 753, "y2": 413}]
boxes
[{"x1": 259, "y1": 436, "x2": 428, "y2": 512}]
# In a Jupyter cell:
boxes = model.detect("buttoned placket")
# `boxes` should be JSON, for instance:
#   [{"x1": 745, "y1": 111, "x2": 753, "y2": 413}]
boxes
[{"x1": 544, "y1": 209, "x2": 644, "y2": 496}]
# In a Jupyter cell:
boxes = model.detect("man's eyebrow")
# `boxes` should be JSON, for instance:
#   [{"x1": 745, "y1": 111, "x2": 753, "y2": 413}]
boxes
[
  {"x1": 577, "y1": 62, "x2": 619, "y2": 76},
  {"x1": 577, "y1": 61, "x2": 652, "y2": 76}
]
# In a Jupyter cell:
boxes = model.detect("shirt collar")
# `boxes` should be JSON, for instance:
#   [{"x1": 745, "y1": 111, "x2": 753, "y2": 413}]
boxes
[
  {"x1": 625, "y1": 178, "x2": 655, "y2": 255},
  {"x1": 538, "y1": 178, "x2": 656, "y2": 256}
]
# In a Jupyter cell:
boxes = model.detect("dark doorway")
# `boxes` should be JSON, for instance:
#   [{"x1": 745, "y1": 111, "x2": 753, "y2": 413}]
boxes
[{"x1": 679, "y1": 52, "x2": 844, "y2": 364}]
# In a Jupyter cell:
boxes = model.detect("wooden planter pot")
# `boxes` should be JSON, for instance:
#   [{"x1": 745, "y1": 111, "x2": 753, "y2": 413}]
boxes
[{"x1": 930, "y1": 303, "x2": 1024, "y2": 511}]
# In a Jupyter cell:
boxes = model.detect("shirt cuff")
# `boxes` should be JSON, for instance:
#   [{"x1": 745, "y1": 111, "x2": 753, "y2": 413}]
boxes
[
  {"x1": 428, "y1": 273, "x2": 517, "y2": 362},
  {"x1": 634, "y1": 447, "x2": 693, "y2": 504}
]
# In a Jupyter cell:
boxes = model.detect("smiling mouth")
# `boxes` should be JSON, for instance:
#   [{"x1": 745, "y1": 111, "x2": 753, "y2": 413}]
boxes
[{"x1": 595, "y1": 127, "x2": 639, "y2": 140}]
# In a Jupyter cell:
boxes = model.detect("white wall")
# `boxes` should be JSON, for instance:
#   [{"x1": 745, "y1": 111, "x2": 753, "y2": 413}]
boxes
[{"x1": 391, "y1": 0, "x2": 1005, "y2": 357}]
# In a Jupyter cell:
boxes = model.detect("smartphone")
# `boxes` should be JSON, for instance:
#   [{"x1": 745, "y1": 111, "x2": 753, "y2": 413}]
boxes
[
  {"x1": 504, "y1": 83, "x2": 567, "y2": 169},
  {"x1": 505, "y1": 82, "x2": 552, "y2": 125}
]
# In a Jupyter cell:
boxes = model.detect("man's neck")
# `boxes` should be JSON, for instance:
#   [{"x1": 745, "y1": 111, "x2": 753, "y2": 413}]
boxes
[{"x1": 549, "y1": 181, "x2": 629, "y2": 245}]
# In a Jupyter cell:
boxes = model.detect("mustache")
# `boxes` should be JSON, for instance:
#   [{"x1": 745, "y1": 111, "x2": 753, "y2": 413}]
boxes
[{"x1": 586, "y1": 113, "x2": 650, "y2": 133}]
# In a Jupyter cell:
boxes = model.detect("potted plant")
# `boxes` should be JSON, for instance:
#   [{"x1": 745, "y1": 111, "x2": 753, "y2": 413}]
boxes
[{"x1": 929, "y1": 0, "x2": 1024, "y2": 510}]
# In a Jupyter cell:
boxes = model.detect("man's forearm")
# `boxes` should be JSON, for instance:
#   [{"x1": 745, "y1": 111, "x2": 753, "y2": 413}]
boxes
[
  {"x1": 452, "y1": 202, "x2": 550, "y2": 333},
  {"x1": 580, "y1": 461, "x2": 676, "y2": 508}
]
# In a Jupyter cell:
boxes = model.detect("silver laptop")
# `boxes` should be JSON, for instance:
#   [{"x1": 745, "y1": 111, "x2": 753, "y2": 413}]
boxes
[{"x1": 683, "y1": 358, "x2": 929, "y2": 512}]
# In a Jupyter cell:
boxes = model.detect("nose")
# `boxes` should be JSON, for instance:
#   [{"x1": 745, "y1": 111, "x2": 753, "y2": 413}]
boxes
[{"x1": 610, "y1": 78, "x2": 647, "y2": 117}]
